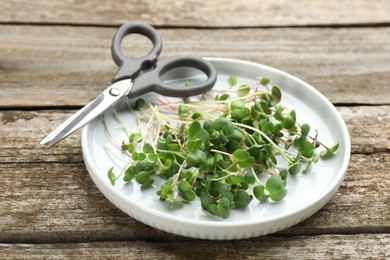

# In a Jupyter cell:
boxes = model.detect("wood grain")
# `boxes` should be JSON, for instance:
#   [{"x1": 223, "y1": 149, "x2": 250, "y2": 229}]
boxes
[
  {"x1": 1, "y1": 0, "x2": 389, "y2": 27},
  {"x1": 0, "y1": 152, "x2": 387, "y2": 243},
  {"x1": 338, "y1": 106, "x2": 390, "y2": 154},
  {"x1": 1, "y1": 1, "x2": 388, "y2": 258},
  {"x1": 0, "y1": 108, "x2": 389, "y2": 243},
  {"x1": 1, "y1": 25, "x2": 389, "y2": 107},
  {"x1": 0, "y1": 235, "x2": 388, "y2": 259}
]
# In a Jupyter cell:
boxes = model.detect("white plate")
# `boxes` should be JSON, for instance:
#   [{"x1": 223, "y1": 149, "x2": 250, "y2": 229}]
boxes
[{"x1": 82, "y1": 58, "x2": 351, "y2": 240}]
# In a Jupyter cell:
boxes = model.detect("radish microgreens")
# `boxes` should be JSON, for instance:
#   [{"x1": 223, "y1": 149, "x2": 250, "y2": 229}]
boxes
[{"x1": 105, "y1": 75, "x2": 338, "y2": 219}]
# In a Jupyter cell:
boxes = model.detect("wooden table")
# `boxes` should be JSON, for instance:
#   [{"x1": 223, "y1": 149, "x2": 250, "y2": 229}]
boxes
[{"x1": 1, "y1": 1, "x2": 389, "y2": 259}]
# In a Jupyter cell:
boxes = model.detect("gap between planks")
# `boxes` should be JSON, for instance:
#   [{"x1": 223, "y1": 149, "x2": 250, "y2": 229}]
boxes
[{"x1": 1, "y1": 21, "x2": 390, "y2": 29}]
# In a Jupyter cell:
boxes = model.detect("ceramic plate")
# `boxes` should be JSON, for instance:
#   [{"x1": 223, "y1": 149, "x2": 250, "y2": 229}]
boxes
[{"x1": 82, "y1": 58, "x2": 350, "y2": 239}]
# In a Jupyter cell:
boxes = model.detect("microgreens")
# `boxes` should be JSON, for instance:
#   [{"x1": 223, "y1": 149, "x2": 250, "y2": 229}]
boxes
[{"x1": 105, "y1": 75, "x2": 338, "y2": 219}]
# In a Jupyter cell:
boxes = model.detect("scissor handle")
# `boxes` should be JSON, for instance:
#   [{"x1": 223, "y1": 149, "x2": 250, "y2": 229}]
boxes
[
  {"x1": 127, "y1": 55, "x2": 217, "y2": 99},
  {"x1": 111, "y1": 22, "x2": 162, "y2": 83}
]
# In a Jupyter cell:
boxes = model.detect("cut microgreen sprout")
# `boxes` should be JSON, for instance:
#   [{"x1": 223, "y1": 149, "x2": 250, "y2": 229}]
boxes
[
  {"x1": 250, "y1": 167, "x2": 263, "y2": 185},
  {"x1": 101, "y1": 114, "x2": 121, "y2": 148},
  {"x1": 113, "y1": 109, "x2": 130, "y2": 136},
  {"x1": 232, "y1": 122, "x2": 294, "y2": 164},
  {"x1": 105, "y1": 75, "x2": 339, "y2": 219}
]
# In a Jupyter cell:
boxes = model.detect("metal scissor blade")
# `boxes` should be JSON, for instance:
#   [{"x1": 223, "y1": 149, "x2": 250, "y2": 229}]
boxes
[{"x1": 40, "y1": 79, "x2": 132, "y2": 148}]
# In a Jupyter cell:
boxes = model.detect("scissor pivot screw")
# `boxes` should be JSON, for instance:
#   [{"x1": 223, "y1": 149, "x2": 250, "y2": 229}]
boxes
[{"x1": 109, "y1": 87, "x2": 121, "y2": 97}]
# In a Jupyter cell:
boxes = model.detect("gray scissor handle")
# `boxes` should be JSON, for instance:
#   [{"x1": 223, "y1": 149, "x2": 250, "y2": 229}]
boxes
[
  {"x1": 111, "y1": 22, "x2": 162, "y2": 83},
  {"x1": 128, "y1": 55, "x2": 217, "y2": 99}
]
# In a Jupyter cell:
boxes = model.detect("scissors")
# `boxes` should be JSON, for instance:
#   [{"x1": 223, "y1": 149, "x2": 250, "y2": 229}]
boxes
[{"x1": 40, "y1": 22, "x2": 217, "y2": 148}]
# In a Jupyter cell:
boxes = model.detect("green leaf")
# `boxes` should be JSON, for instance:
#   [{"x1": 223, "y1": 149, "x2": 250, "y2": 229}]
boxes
[
  {"x1": 244, "y1": 173, "x2": 255, "y2": 185},
  {"x1": 168, "y1": 143, "x2": 181, "y2": 152},
  {"x1": 135, "y1": 171, "x2": 154, "y2": 187},
  {"x1": 253, "y1": 185, "x2": 270, "y2": 202},
  {"x1": 132, "y1": 151, "x2": 146, "y2": 161},
  {"x1": 270, "y1": 86, "x2": 281, "y2": 105},
  {"x1": 264, "y1": 146, "x2": 277, "y2": 165},
  {"x1": 228, "y1": 74, "x2": 237, "y2": 87},
  {"x1": 188, "y1": 121, "x2": 210, "y2": 142},
  {"x1": 180, "y1": 171, "x2": 192, "y2": 179},
  {"x1": 133, "y1": 99, "x2": 146, "y2": 111},
  {"x1": 181, "y1": 190, "x2": 196, "y2": 201},
  {"x1": 200, "y1": 192, "x2": 215, "y2": 210},
  {"x1": 178, "y1": 180, "x2": 196, "y2": 201},
  {"x1": 289, "y1": 109, "x2": 296, "y2": 120},
  {"x1": 260, "y1": 100, "x2": 271, "y2": 114},
  {"x1": 186, "y1": 150, "x2": 207, "y2": 167},
  {"x1": 148, "y1": 153, "x2": 157, "y2": 161},
  {"x1": 186, "y1": 139, "x2": 204, "y2": 151},
  {"x1": 210, "y1": 132, "x2": 229, "y2": 147},
  {"x1": 233, "y1": 189, "x2": 253, "y2": 208},
  {"x1": 178, "y1": 180, "x2": 192, "y2": 192},
  {"x1": 230, "y1": 100, "x2": 246, "y2": 110},
  {"x1": 213, "y1": 117, "x2": 229, "y2": 131},
  {"x1": 260, "y1": 77, "x2": 270, "y2": 86},
  {"x1": 219, "y1": 93, "x2": 230, "y2": 101},
  {"x1": 261, "y1": 121, "x2": 274, "y2": 133},
  {"x1": 135, "y1": 171, "x2": 148, "y2": 184},
  {"x1": 208, "y1": 181, "x2": 222, "y2": 197},
  {"x1": 312, "y1": 153, "x2": 320, "y2": 163},
  {"x1": 228, "y1": 129, "x2": 243, "y2": 142},
  {"x1": 213, "y1": 152, "x2": 223, "y2": 162},
  {"x1": 213, "y1": 118, "x2": 236, "y2": 137},
  {"x1": 142, "y1": 143, "x2": 154, "y2": 154},
  {"x1": 237, "y1": 84, "x2": 250, "y2": 97},
  {"x1": 288, "y1": 161, "x2": 301, "y2": 176},
  {"x1": 192, "y1": 112, "x2": 202, "y2": 120},
  {"x1": 157, "y1": 179, "x2": 173, "y2": 200},
  {"x1": 204, "y1": 157, "x2": 215, "y2": 172},
  {"x1": 301, "y1": 123, "x2": 310, "y2": 137},
  {"x1": 301, "y1": 140, "x2": 315, "y2": 158},
  {"x1": 282, "y1": 116, "x2": 295, "y2": 129},
  {"x1": 320, "y1": 143, "x2": 339, "y2": 158},
  {"x1": 218, "y1": 197, "x2": 231, "y2": 219},
  {"x1": 123, "y1": 166, "x2": 136, "y2": 182},
  {"x1": 230, "y1": 106, "x2": 251, "y2": 121},
  {"x1": 208, "y1": 204, "x2": 219, "y2": 216},
  {"x1": 223, "y1": 123, "x2": 235, "y2": 136},
  {"x1": 178, "y1": 104, "x2": 189, "y2": 117},
  {"x1": 225, "y1": 175, "x2": 245, "y2": 185},
  {"x1": 161, "y1": 159, "x2": 173, "y2": 171},
  {"x1": 107, "y1": 167, "x2": 116, "y2": 185},
  {"x1": 232, "y1": 149, "x2": 255, "y2": 169},
  {"x1": 203, "y1": 120, "x2": 214, "y2": 134},
  {"x1": 274, "y1": 110, "x2": 284, "y2": 121},
  {"x1": 294, "y1": 136, "x2": 306, "y2": 149},
  {"x1": 279, "y1": 168, "x2": 288, "y2": 182},
  {"x1": 265, "y1": 176, "x2": 287, "y2": 201},
  {"x1": 195, "y1": 150, "x2": 208, "y2": 164},
  {"x1": 129, "y1": 132, "x2": 142, "y2": 143}
]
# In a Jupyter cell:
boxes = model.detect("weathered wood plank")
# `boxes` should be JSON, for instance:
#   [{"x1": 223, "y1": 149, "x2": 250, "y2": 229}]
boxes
[
  {"x1": 0, "y1": 234, "x2": 389, "y2": 259},
  {"x1": 0, "y1": 152, "x2": 388, "y2": 243},
  {"x1": 1, "y1": 25, "x2": 389, "y2": 107},
  {"x1": 338, "y1": 106, "x2": 390, "y2": 154},
  {"x1": 237, "y1": 234, "x2": 390, "y2": 259},
  {"x1": 1, "y1": 107, "x2": 388, "y2": 242},
  {"x1": 1, "y1": 106, "x2": 389, "y2": 164},
  {"x1": 1, "y1": 0, "x2": 389, "y2": 27}
]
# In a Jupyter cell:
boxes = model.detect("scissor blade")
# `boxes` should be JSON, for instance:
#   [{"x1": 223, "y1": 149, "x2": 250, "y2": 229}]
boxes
[{"x1": 40, "y1": 79, "x2": 132, "y2": 148}]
